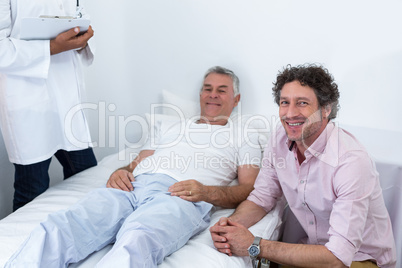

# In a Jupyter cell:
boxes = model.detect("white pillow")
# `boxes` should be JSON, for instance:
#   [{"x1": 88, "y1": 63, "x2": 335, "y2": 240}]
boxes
[{"x1": 161, "y1": 89, "x2": 199, "y2": 118}]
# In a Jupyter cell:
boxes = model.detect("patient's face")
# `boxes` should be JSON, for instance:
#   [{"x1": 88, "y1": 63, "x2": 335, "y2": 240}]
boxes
[{"x1": 199, "y1": 73, "x2": 240, "y2": 125}]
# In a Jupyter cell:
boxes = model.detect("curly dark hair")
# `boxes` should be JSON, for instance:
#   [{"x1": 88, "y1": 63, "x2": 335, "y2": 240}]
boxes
[{"x1": 272, "y1": 64, "x2": 340, "y2": 120}]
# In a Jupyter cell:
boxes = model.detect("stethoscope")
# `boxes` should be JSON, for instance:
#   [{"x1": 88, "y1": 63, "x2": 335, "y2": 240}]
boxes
[{"x1": 75, "y1": 0, "x2": 82, "y2": 18}]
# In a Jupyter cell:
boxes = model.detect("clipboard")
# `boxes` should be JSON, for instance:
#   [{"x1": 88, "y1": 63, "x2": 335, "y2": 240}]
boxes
[{"x1": 20, "y1": 17, "x2": 90, "y2": 40}]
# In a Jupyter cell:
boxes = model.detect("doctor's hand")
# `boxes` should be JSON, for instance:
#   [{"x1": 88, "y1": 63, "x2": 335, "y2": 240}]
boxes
[
  {"x1": 50, "y1": 25, "x2": 94, "y2": 55},
  {"x1": 106, "y1": 169, "x2": 135, "y2": 192},
  {"x1": 168, "y1": 179, "x2": 209, "y2": 202}
]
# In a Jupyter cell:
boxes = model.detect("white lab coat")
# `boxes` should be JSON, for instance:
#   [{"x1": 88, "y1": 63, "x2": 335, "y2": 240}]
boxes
[{"x1": 0, "y1": 0, "x2": 94, "y2": 165}]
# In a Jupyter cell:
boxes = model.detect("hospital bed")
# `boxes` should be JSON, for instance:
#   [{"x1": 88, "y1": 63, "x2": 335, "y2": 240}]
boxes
[{"x1": 0, "y1": 147, "x2": 284, "y2": 268}]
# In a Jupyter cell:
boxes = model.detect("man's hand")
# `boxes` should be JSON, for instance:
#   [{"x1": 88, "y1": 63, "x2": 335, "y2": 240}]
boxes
[
  {"x1": 212, "y1": 217, "x2": 348, "y2": 268},
  {"x1": 50, "y1": 25, "x2": 94, "y2": 55},
  {"x1": 210, "y1": 218, "x2": 254, "y2": 257},
  {"x1": 168, "y1": 179, "x2": 209, "y2": 202},
  {"x1": 106, "y1": 150, "x2": 154, "y2": 192},
  {"x1": 209, "y1": 217, "x2": 232, "y2": 255},
  {"x1": 106, "y1": 169, "x2": 135, "y2": 191}
]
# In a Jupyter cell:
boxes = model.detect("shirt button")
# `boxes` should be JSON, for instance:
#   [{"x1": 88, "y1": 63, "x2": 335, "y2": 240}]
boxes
[
  {"x1": 302, "y1": 202, "x2": 306, "y2": 206},
  {"x1": 300, "y1": 180, "x2": 304, "y2": 184},
  {"x1": 309, "y1": 221, "x2": 314, "y2": 225}
]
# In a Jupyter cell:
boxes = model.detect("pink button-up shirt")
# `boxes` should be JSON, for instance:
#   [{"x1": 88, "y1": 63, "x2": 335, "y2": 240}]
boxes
[{"x1": 248, "y1": 122, "x2": 396, "y2": 267}]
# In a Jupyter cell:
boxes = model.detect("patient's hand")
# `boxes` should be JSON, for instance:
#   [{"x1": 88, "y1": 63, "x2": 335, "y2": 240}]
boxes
[
  {"x1": 106, "y1": 169, "x2": 135, "y2": 191},
  {"x1": 168, "y1": 179, "x2": 209, "y2": 202}
]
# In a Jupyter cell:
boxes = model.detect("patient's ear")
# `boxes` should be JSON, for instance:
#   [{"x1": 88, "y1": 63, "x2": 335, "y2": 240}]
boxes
[{"x1": 234, "y1": 94, "x2": 240, "y2": 107}]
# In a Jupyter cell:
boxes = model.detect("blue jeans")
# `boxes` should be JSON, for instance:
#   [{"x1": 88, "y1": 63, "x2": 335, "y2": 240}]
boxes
[
  {"x1": 13, "y1": 148, "x2": 97, "y2": 211},
  {"x1": 6, "y1": 174, "x2": 213, "y2": 268}
]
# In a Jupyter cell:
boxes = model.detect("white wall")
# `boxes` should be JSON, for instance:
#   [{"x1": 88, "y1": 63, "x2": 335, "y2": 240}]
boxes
[
  {"x1": 84, "y1": 0, "x2": 402, "y2": 134},
  {"x1": 1, "y1": 0, "x2": 401, "y2": 219}
]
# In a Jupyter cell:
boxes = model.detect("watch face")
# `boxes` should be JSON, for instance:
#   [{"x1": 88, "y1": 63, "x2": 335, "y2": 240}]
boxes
[{"x1": 248, "y1": 245, "x2": 260, "y2": 257}]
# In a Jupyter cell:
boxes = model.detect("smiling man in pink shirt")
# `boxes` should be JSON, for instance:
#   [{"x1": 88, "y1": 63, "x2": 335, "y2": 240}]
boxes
[{"x1": 210, "y1": 64, "x2": 396, "y2": 268}]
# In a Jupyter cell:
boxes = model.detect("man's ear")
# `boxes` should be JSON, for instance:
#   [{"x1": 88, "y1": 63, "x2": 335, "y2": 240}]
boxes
[
  {"x1": 234, "y1": 94, "x2": 241, "y2": 107},
  {"x1": 322, "y1": 104, "x2": 331, "y2": 118}
]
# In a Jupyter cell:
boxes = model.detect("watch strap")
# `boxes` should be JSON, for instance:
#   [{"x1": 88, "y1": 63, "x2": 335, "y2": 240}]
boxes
[
  {"x1": 260, "y1": 258, "x2": 270, "y2": 267},
  {"x1": 253, "y1": 236, "x2": 262, "y2": 246}
]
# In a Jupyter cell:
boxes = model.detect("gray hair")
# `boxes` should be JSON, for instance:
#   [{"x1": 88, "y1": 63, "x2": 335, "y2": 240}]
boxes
[{"x1": 202, "y1": 66, "x2": 240, "y2": 96}]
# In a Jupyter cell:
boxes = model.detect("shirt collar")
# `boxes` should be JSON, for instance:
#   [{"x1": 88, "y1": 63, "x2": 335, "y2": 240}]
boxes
[
  {"x1": 286, "y1": 122, "x2": 338, "y2": 164},
  {"x1": 306, "y1": 122, "x2": 335, "y2": 157}
]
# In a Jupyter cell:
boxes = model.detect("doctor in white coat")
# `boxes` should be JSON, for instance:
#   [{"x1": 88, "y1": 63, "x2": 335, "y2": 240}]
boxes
[{"x1": 0, "y1": 0, "x2": 97, "y2": 211}]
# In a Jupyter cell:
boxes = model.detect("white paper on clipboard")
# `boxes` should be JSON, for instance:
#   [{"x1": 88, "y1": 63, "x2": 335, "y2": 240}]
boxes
[{"x1": 20, "y1": 17, "x2": 90, "y2": 40}]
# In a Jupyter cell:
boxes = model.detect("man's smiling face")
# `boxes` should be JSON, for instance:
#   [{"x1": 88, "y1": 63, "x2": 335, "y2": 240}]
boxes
[
  {"x1": 199, "y1": 73, "x2": 240, "y2": 125},
  {"x1": 279, "y1": 80, "x2": 329, "y2": 147}
]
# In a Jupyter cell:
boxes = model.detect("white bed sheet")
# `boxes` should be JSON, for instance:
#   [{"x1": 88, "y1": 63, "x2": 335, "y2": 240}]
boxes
[{"x1": 0, "y1": 149, "x2": 284, "y2": 268}]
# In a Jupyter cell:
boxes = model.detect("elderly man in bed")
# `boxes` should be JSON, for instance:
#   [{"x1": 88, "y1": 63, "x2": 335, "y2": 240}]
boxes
[
  {"x1": 6, "y1": 66, "x2": 262, "y2": 268},
  {"x1": 210, "y1": 64, "x2": 396, "y2": 268}
]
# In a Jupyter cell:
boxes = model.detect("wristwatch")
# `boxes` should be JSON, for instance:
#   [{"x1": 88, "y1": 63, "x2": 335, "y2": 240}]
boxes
[{"x1": 248, "y1": 236, "x2": 262, "y2": 267}]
